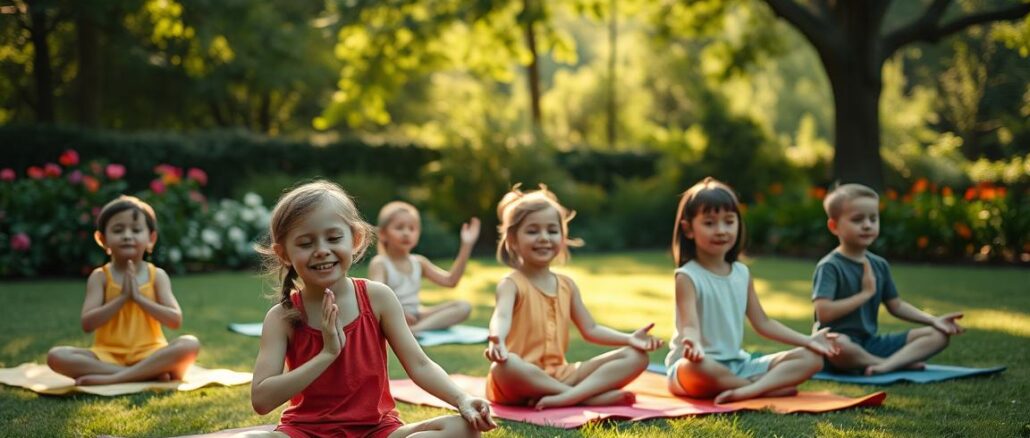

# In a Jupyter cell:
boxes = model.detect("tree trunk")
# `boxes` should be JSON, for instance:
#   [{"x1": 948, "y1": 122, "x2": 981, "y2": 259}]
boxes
[
  {"x1": 823, "y1": 2, "x2": 888, "y2": 190},
  {"x1": 28, "y1": 2, "x2": 55, "y2": 123},
  {"x1": 606, "y1": 0, "x2": 617, "y2": 149},
  {"x1": 825, "y1": 60, "x2": 885, "y2": 190},
  {"x1": 76, "y1": 9, "x2": 101, "y2": 127},
  {"x1": 522, "y1": 0, "x2": 542, "y2": 133}
]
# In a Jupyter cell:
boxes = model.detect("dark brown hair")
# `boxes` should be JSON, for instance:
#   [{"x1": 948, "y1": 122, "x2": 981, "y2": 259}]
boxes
[
  {"x1": 96, "y1": 195, "x2": 157, "y2": 234},
  {"x1": 671, "y1": 177, "x2": 745, "y2": 267}
]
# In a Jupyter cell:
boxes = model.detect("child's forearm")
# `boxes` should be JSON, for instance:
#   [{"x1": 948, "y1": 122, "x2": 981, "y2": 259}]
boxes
[
  {"x1": 582, "y1": 325, "x2": 632, "y2": 346},
  {"x1": 252, "y1": 353, "x2": 336, "y2": 414},
  {"x1": 81, "y1": 295, "x2": 129, "y2": 332},
  {"x1": 442, "y1": 244, "x2": 474, "y2": 287},
  {"x1": 407, "y1": 359, "x2": 468, "y2": 407},
  {"x1": 815, "y1": 292, "x2": 873, "y2": 323},
  {"x1": 890, "y1": 300, "x2": 936, "y2": 325},
  {"x1": 133, "y1": 296, "x2": 183, "y2": 328},
  {"x1": 757, "y1": 319, "x2": 812, "y2": 348}
]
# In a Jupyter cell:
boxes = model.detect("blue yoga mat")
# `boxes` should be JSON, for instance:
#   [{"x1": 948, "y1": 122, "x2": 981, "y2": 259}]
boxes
[
  {"x1": 229, "y1": 322, "x2": 490, "y2": 347},
  {"x1": 647, "y1": 362, "x2": 1005, "y2": 385},
  {"x1": 811, "y1": 364, "x2": 1006, "y2": 385}
]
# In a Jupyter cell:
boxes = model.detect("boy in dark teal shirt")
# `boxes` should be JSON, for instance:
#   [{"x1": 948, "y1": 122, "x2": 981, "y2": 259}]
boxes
[{"x1": 812, "y1": 184, "x2": 964, "y2": 375}]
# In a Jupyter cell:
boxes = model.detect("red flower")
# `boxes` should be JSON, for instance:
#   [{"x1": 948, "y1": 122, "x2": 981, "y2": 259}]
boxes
[
  {"x1": 44, "y1": 163, "x2": 62, "y2": 178},
  {"x1": 964, "y1": 187, "x2": 976, "y2": 201},
  {"x1": 187, "y1": 167, "x2": 208, "y2": 186},
  {"x1": 105, "y1": 164, "x2": 126, "y2": 180},
  {"x1": 83, "y1": 176, "x2": 100, "y2": 193},
  {"x1": 769, "y1": 182, "x2": 783, "y2": 195},
  {"x1": 27, "y1": 166, "x2": 44, "y2": 179},
  {"x1": 886, "y1": 189, "x2": 898, "y2": 201},
  {"x1": 59, "y1": 149, "x2": 79, "y2": 167},
  {"x1": 10, "y1": 233, "x2": 31, "y2": 252},
  {"x1": 953, "y1": 223, "x2": 972, "y2": 240},
  {"x1": 150, "y1": 179, "x2": 166, "y2": 195},
  {"x1": 912, "y1": 178, "x2": 929, "y2": 194},
  {"x1": 941, "y1": 186, "x2": 953, "y2": 198},
  {"x1": 809, "y1": 187, "x2": 827, "y2": 200},
  {"x1": 917, "y1": 236, "x2": 929, "y2": 249},
  {"x1": 0, "y1": 168, "x2": 14, "y2": 181}
]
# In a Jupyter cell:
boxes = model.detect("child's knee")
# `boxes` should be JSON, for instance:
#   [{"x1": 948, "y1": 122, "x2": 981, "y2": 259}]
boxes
[
  {"x1": 175, "y1": 336, "x2": 201, "y2": 355},
  {"x1": 46, "y1": 347, "x2": 69, "y2": 367},
  {"x1": 794, "y1": 348, "x2": 824, "y2": 373},
  {"x1": 928, "y1": 329, "x2": 949, "y2": 349},
  {"x1": 457, "y1": 301, "x2": 472, "y2": 318},
  {"x1": 443, "y1": 415, "x2": 479, "y2": 438}
]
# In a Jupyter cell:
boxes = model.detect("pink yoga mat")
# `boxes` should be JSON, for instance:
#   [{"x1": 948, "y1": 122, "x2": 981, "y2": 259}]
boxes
[{"x1": 390, "y1": 373, "x2": 886, "y2": 428}]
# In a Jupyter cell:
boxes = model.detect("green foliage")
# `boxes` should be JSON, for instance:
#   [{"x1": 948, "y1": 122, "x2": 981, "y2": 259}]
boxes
[
  {"x1": 0, "y1": 125, "x2": 438, "y2": 198},
  {"x1": 745, "y1": 181, "x2": 1030, "y2": 264},
  {"x1": 0, "y1": 150, "x2": 271, "y2": 277}
]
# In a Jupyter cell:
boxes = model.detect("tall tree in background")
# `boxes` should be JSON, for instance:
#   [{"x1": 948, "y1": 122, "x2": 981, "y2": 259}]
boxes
[{"x1": 762, "y1": 0, "x2": 1030, "y2": 189}]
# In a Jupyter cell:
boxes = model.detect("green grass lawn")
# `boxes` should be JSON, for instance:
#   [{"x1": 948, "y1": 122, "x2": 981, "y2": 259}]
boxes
[{"x1": 1, "y1": 252, "x2": 1028, "y2": 437}]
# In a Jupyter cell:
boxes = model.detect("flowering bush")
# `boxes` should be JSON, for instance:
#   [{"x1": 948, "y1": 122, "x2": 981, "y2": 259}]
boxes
[
  {"x1": 744, "y1": 179, "x2": 1029, "y2": 264},
  {"x1": 0, "y1": 150, "x2": 270, "y2": 277}
]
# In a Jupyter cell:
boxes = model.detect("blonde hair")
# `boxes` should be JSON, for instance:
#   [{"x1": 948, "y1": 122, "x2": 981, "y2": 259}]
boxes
[
  {"x1": 257, "y1": 180, "x2": 375, "y2": 324},
  {"x1": 823, "y1": 183, "x2": 879, "y2": 219},
  {"x1": 495, "y1": 184, "x2": 582, "y2": 268},
  {"x1": 376, "y1": 201, "x2": 420, "y2": 255}
]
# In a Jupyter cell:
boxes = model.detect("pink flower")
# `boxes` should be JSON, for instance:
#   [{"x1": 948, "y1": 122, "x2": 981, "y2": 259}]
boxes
[
  {"x1": 150, "y1": 179, "x2": 166, "y2": 194},
  {"x1": 187, "y1": 168, "x2": 208, "y2": 186},
  {"x1": 27, "y1": 166, "x2": 44, "y2": 179},
  {"x1": 189, "y1": 190, "x2": 206, "y2": 204},
  {"x1": 59, "y1": 149, "x2": 79, "y2": 167},
  {"x1": 154, "y1": 164, "x2": 182, "y2": 178},
  {"x1": 105, "y1": 164, "x2": 125, "y2": 180},
  {"x1": 67, "y1": 170, "x2": 83, "y2": 184},
  {"x1": 10, "y1": 233, "x2": 31, "y2": 252},
  {"x1": 44, "y1": 163, "x2": 62, "y2": 178},
  {"x1": 0, "y1": 168, "x2": 14, "y2": 181}
]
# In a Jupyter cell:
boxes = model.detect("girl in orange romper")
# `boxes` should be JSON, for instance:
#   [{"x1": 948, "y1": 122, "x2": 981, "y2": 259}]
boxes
[{"x1": 484, "y1": 184, "x2": 664, "y2": 409}]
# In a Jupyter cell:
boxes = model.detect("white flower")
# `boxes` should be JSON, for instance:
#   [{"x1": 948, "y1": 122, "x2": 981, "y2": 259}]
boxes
[
  {"x1": 244, "y1": 193, "x2": 263, "y2": 207},
  {"x1": 168, "y1": 248, "x2": 182, "y2": 263},
  {"x1": 201, "y1": 228, "x2": 222, "y2": 249},
  {"x1": 214, "y1": 211, "x2": 230, "y2": 227},
  {"x1": 228, "y1": 226, "x2": 246, "y2": 243},
  {"x1": 240, "y1": 208, "x2": 256, "y2": 223}
]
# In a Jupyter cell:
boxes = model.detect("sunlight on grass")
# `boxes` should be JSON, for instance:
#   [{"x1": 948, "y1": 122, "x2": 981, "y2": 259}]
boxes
[{"x1": 960, "y1": 308, "x2": 1030, "y2": 337}]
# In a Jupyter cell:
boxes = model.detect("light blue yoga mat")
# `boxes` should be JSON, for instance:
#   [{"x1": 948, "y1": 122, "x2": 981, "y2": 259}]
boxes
[
  {"x1": 646, "y1": 362, "x2": 1005, "y2": 385},
  {"x1": 811, "y1": 364, "x2": 1006, "y2": 385},
  {"x1": 229, "y1": 323, "x2": 490, "y2": 347}
]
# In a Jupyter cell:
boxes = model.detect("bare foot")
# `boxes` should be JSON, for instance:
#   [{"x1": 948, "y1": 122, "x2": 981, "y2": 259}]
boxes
[
  {"x1": 534, "y1": 394, "x2": 566, "y2": 410},
  {"x1": 581, "y1": 389, "x2": 636, "y2": 407},
  {"x1": 864, "y1": 363, "x2": 890, "y2": 375},
  {"x1": 76, "y1": 373, "x2": 119, "y2": 386},
  {"x1": 714, "y1": 388, "x2": 742, "y2": 404},
  {"x1": 157, "y1": 372, "x2": 172, "y2": 382},
  {"x1": 904, "y1": 362, "x2": 926, "y2": 371}
]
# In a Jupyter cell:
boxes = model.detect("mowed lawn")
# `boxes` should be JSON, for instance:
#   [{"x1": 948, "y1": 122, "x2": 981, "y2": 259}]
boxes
[{"x1": 1, "y1": 252, "x2": 1027, "y2": 437}]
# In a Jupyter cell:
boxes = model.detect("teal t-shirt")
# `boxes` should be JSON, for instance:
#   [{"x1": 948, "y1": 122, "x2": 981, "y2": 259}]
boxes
[{"x1": 811, "y1": 251, "x2": 899, "y2": 342}]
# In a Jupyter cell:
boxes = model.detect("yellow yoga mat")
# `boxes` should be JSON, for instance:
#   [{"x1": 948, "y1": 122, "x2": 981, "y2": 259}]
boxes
[{"x1": 0, "y1": 362, "x2": 252, "y2": 396}]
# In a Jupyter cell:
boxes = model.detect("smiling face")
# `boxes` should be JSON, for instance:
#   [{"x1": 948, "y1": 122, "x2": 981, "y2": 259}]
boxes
[
  {"x1": 275, "y1": 204, "x2": 357, "y2": 291},
  {"x1": 512, "y1": 206, "x2": 564, "y2": 268},
  {"x1": 97, "y1": 209, "x2": 156, "y2": 262},
  {"x1": 380, "y1": 210, "x2": 420, "y2": 253},
  {"x1": 684, "y1": 208, "x2": 739, "y2": 261},
  {"x1": 830, "y1": 196, "x2": 880, "y2": 251}
]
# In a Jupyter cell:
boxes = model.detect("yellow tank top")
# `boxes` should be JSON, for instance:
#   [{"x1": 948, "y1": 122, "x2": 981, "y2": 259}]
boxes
[
  {"x1": 503, "y1": 270, "x2": 573, "y2": 370},
  {"x1": 92, "y1": 263, "x2": 168, "y2": 356}
]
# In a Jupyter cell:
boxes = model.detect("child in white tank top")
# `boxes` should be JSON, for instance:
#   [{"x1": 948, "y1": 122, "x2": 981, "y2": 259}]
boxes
[{"x1": 369, "y1": 201, "x2": 479, "y2": 333}]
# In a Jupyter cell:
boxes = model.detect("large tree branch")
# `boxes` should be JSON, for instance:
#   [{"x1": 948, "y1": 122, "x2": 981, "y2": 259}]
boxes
[
  {"x1": 883, "y1": 1, "x2": 1030, "y2": 60},
  {"x1": 762, "y1": 0, "x2": 836, "y2": 56}
]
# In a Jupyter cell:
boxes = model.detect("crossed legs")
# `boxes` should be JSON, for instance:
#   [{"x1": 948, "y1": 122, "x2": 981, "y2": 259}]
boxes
[{"x1": 47, "y1": 335, "x2": 201, "y2": 385}]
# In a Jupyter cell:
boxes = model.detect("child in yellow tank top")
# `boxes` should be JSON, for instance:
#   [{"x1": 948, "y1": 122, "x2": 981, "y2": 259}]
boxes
[{"x1": 47, "y1": 195, "x2": 201, "y2": 385}]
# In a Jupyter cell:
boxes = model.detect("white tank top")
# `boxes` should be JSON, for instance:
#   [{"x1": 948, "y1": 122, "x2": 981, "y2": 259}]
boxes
[
  {"x1": 382, "y1": 255, "x2": 422, "y2": 315},
  {"x1": 665, "y1": 260, "x2": 752, "y2": 367}
]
